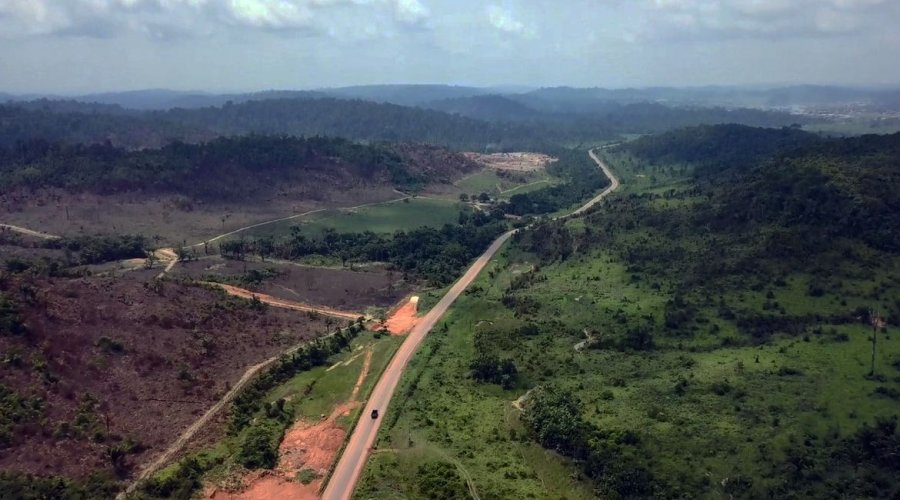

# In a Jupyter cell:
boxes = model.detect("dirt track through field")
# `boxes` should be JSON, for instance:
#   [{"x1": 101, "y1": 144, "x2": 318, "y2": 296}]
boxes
[
  {"x1": 191, "y1": 195, "x2": 411, "y2": 249},
  {"x1": 321, "y1": 148, "x2": 621, "y2": 500},
  {"x1": 351, "y1": 349, "x2": 374, "y2": 401},
  {"x1": 0, "y1": 223, "x2": 60, "y2": 240},
  {"x1": 203, "y1": 282, "x2": 362, "y2": 321},
  {"x1": 120, "y1": 354, "x2": 284, "y2": 499}
]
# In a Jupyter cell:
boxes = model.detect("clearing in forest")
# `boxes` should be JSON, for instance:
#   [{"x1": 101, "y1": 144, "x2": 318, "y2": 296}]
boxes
[{"x1": 463, "y1": 152, "x2": 557, "y2": 172}]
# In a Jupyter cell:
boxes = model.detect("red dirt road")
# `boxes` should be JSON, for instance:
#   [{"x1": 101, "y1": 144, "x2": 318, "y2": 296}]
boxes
[
  {"x1": 204, "y1": 282, "x2": 362, "y2": 321},
  {"x1": 321, "y1": 148, "x2": 620, "y2": 500}
]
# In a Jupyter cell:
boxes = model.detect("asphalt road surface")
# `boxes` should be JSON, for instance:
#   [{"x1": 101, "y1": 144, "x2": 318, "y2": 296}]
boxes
[{"x1": 321, "y1": 148, "x2": 620, "y2": 500}]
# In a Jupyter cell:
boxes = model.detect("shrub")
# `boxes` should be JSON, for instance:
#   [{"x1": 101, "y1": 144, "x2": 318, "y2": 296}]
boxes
[
  {"x1": 777, "y1": 366, "x2": 804, "y2": 376},
  {"x1": 416, "y1": 462, "x2": 467, "y2": 500},
  {"x1": 237, "y1": 424, "x2": 279, "y2": 469}
]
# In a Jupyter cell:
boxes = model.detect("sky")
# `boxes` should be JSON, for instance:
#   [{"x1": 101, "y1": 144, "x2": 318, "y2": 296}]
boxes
[{"x1": 0, "y1": 0, "x2": 899, "y2": 94}]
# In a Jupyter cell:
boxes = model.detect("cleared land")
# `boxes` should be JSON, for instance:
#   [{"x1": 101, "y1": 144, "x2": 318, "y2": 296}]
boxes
[
  {"x1": 160, "y1": 331, "x2": 406, "y2": 499},
  {"x1": 0, "y1": 270, "x2": 332, "y2": 481},
  {"x1": 463, "y1": 152, "x2": 557, "y2": 172},
  {"x1": 0, "y1": 186, "x2": 401, "y2": 247},
  {"x1": 172, "y1": 258, "x2": 410, "y2": 312}
]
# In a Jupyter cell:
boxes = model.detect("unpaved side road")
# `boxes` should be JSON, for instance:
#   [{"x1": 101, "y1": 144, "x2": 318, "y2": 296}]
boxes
[
  {"x1": 120, "y1": 354, "x2": 283, "y2": 499},
  {"x1": 0, "y1": 223, "x2": 60, "y2": 240},
  {"x1": 190, "y1": 194, "x2": 412, "y2": 249},
  {"x1": 121, "y1": 320, "x2": 360, "y2": 499},
  {"x1": 204, "y1": 282, "x2": 362, "y2": 321},
  {"x1": 321, "y1": 148, "x2": 620, "y2": 500}
]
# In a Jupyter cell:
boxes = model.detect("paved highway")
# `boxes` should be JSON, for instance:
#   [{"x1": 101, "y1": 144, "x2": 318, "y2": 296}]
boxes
[{"x1": 321, "y1": 148, "x2": 620, "y2": 500}]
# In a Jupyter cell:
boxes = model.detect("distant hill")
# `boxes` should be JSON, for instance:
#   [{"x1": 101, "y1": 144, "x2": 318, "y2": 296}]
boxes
[
  {"x1": 322, "y1": 84, "x2": 492, "y2": 106},
  {"x1": 421, "y1": 94, "x2": 544, "y2": 122},
  {"x1": 523, "y1": 85, "x2": 900, "y2": 110},
  {"x1": 73, "y1": 89, "x2": 329, "y2": 110},
  {"x1": 155, "y1": 97, "x2": 564, "y2": 150},
  {"x1": 0, "y1": 91, "x2": 812, "y2": 152},
  {"x1": 623, "y1": 125, "x2": 900, "y2": 252},
  {"x1": 622, "y1": 123, "x2": 819, "y2": 170},
  {"x1": 0, "y1": 104, "x2": 209, "y2": 149}
]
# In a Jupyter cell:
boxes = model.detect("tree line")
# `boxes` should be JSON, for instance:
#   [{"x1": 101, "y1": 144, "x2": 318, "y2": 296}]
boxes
[{"x1": 0, "y1": 135, "x2": 434, "y2": 200}]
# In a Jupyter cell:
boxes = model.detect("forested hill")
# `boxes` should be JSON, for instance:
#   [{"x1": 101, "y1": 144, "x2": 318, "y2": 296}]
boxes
[
  {"x1": 622, "y1": 126, "x2": 900, "y2": 252},
  {"x1": 0, "y1": 105, "x2": 211, "y2": 149},
  {"x1": 0, "y1": 98, "x2": 571, "y2": 151},
  {"x1": 1, "y1": 94, "x2": 809, "y2": 152},
  {"x1": 622, "y1": 124, "x2": 820, "y2": 171},
  {"x1": 0, "y1": 135, "x2": 478, "y2": 201},
  {"x1": 156, "y1": 97, "x2": 566, "y2": 150}
]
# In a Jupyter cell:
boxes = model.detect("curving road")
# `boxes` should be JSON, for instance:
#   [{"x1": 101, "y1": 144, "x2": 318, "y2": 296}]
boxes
[{"x1": 321, "y1": 148, "x2": 620, "y2": 500}]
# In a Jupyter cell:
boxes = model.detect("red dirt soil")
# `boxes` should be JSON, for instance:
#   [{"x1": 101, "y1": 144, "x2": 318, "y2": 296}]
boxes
[
  {"x1": 374, "y1": 296, "x2": 419, "y2": 335},
  {"x1": 207, "y1": 349, "x2": 373, "y2": 500},
  {"x1": 207, "y1": 282, "x2": 361, "y2": 321}
]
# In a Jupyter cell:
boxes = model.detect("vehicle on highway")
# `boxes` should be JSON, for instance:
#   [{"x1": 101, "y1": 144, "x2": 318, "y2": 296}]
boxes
[{"x1": 371, "y1": 409, "x2": 379, "y2": 419}]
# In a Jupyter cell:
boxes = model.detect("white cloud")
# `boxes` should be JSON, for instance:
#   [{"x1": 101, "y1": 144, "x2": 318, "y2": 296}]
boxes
[
  {"x1": 486, "y1": 4, "x2": 529, "y2": 36},
  {"x1": 0, "y1": 0, "x2": 431, "y2": 38},
  {"x1": 393, "y1": 0, "x2": 428, "y2": 24},
  {"x1": 223, "y1": 0, "x2": 312, "y2": 28},
  {"x1": 643, "y1": 0, "x2": 895, "y2": 40}
]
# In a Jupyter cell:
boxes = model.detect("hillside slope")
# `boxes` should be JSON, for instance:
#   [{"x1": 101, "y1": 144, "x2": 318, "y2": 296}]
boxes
[
  {"x1": 0, "y1": 135, "x2": 479, "y2": 202},
  {"x1": 357, "y1": 128, "x2": 900, "y2": 499}
]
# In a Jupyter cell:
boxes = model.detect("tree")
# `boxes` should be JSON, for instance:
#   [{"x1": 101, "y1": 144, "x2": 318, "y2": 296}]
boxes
[
  {"x1": 144, "y1": 250, "x2": 157, "y2": 269},
  {"x1": 459, "y1": 193, "x2": 469, "y2": 202},
  {"x1": 470, "y1": 354, "x2": 518, "y2": 389},
  {"x1": 237, "y1": 425, "x2": 278, "y2": 469}
]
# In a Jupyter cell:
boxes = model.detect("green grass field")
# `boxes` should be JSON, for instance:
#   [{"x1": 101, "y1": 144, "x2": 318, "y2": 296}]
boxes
[
  {"x1": 301, "y1": 198, "x2": 465, "y2": 235},
  {"x1": 455, "y1": 168, "x2": 557, "y2": 200},
  {"x1": 223, "y1": 197, "x2": 466, "y2": 242}
]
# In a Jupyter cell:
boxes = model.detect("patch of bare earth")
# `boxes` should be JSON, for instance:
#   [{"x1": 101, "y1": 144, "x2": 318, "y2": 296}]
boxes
[
  {"x1": 373, "y1": 296, "x2": 419, "y2": 335},
  {"x1": 0, "y1": 185, "x2": 399, "y2": 246},
  {"x1": 463, "y1": 152, "x2": 557, "y2": 172},
  {"x1": 208, "y1": 349, "x2": 375, "y2": 500}
]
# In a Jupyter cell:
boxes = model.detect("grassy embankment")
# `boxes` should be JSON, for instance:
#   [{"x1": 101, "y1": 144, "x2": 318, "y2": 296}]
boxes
[{"x1": 141, "y1": 330, "x2": 404, "y2": 497}]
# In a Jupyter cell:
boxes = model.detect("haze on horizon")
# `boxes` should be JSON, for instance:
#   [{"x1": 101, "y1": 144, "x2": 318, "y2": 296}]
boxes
[{"x1": 1, "y1": 0, "x2": 899, "y2": 95}]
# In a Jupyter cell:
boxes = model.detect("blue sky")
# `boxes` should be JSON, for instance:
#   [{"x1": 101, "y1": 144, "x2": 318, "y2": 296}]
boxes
[{"x1": 1, "y1": 0, "x2": 898, "y2": 93}]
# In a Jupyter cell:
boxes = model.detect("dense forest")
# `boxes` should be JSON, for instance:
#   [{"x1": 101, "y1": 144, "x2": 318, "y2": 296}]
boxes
[
  {"x1": 1, "y1": 93, "x2": 809, "y2": 152},
  {"x1": 500, "y1": 148, "x2": 610, "y2": 215},
  {"x1": 222, "y1": 210, "x2": 509, "y2": 286},
  {"x1": 622, "y1": 126, "x2": 900, "y2": 254},
  {"x1": 0, "y1": 135, "x2": 477, "y2": 200}
]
